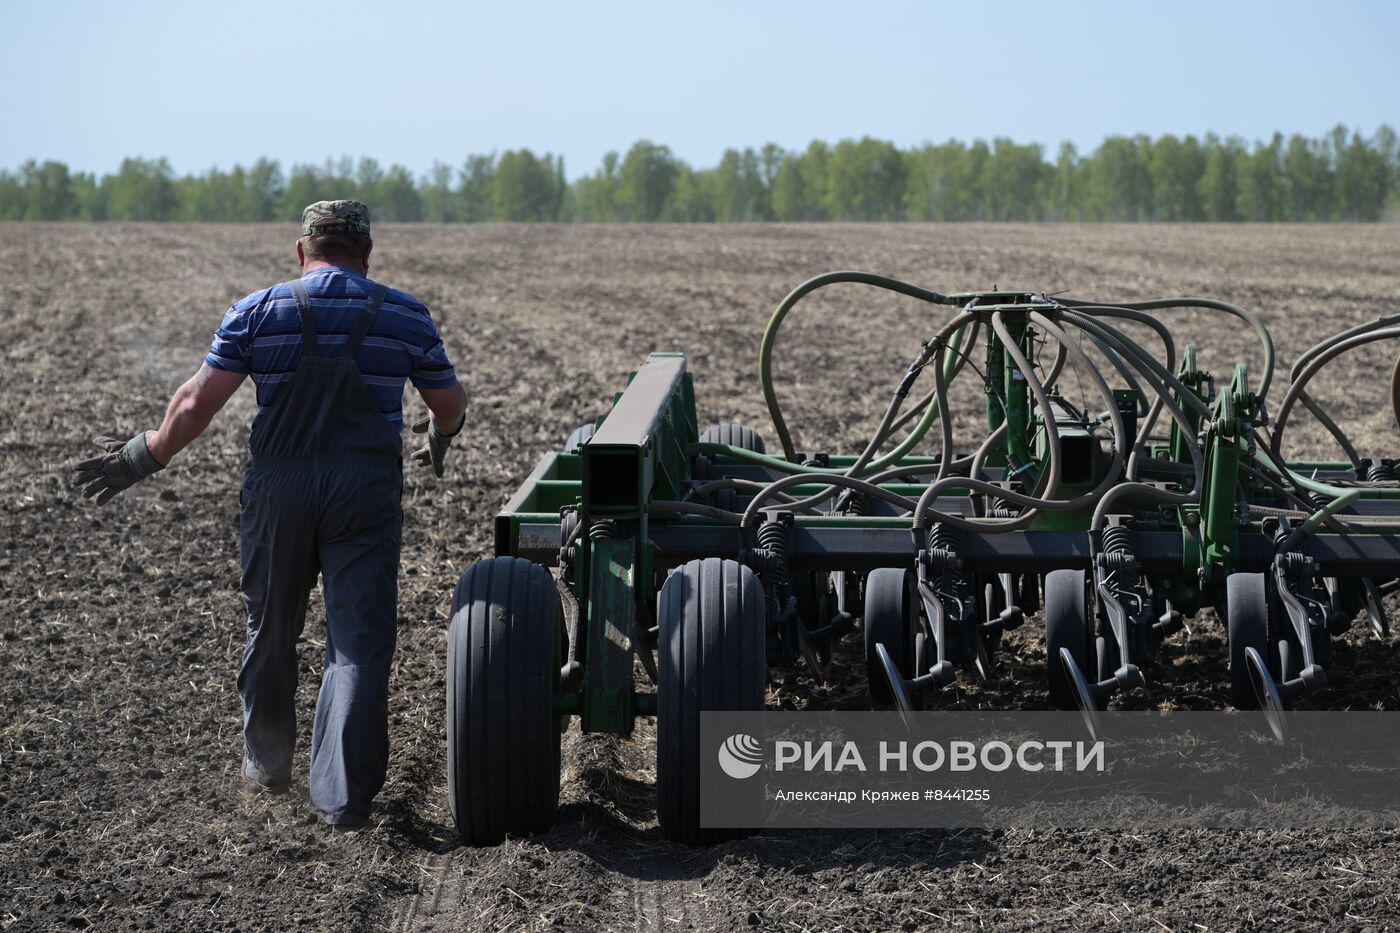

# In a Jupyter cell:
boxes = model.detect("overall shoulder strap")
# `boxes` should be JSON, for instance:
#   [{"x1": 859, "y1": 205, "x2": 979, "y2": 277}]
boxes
[
  {"x1": 289, "y1": 279, "x2": 319, "y2": 356},
  {"x1": 341, "y1": 283, "x2": 390, "y2": 358}
]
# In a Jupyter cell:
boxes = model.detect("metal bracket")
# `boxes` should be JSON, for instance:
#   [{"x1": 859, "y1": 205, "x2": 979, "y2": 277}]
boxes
[{"x1": 1271, "y1": 551, "x2": 1330, "y2": 693}]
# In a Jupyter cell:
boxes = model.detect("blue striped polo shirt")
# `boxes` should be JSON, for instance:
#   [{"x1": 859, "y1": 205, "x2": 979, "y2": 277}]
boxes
[{"x1": 205, "y1": 266, "x2": 458, "y2": 431}]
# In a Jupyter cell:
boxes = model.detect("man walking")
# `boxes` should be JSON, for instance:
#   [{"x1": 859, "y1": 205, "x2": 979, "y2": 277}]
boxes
[{"x1": 71, "y1": 201, "x2": 467, "y2": 828}]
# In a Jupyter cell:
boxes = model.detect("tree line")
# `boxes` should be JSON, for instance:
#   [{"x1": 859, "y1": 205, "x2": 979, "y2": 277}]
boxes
[{"x1": 2, "y1": 126, "x2": 1395, "y2": 223}]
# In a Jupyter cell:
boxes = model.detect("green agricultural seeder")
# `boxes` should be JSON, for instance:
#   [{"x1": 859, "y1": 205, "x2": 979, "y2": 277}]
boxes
[{"x1": 445, "y1": 271, "x2": 1400, "y2": 846}]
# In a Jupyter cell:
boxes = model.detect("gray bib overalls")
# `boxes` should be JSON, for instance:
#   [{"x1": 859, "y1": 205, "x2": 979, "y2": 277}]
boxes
[{"x1": 237, "y1": 277, "x2": 403, "y2": 821}]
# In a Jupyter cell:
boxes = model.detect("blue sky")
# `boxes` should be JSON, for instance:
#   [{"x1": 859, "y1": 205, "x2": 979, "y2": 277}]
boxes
[{"x1": 5, "y1": 0, "x2": 1397, "y2": 179}]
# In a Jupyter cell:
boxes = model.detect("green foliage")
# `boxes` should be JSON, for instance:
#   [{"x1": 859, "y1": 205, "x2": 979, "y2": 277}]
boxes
[
  {"x1": 771, "y1": 141, "x2": 830, "y2": 221},
  {"x1": 3, "y1": 126, "x2": 1395, "y2": 224},
  {"x1": 1198, "y1": 135, "x2": 1244, "y2": 222},
  {"x1": 1237, "y1": 134, "x2": 1284, "y2": 222},
  {"x1": 617, "y1": 141, "x2": 680, "y2": 222},
  {"x1": 21, "y1": 160, "x2": 78, "y2": 220},
  {"x1": 1149, "y1": 135, "x2": 1204, "y2": 221},
  {"x1": 573, "y1": 151, "x2": 618, "y2": 222},
  {"x1": 1283, "y1": 134, "x2": 1332, "y2": 221},
  {"x1": 459, "y1": 155, "x2": 496, "y2": 223},
  {"x1": 710, "y1": 148, "x2": 773, "y2": 222},
  {"x1": 279, "y1": 159, "x2": 351, "y2": 221},
  {"x1": 376, "y1": 164, "x2": 424, "y2": 222},
  {"x1": 178, "y1": 165, "x2": 250, "y2": 221},
  {"x1": 826, "y1": 137, "x2": 906, "y2": 220},
  {"x1": 905, "y1": 141, "x2": 975, "y2": 220},
  {"x1": 246, "y1": 158, "x2": 283, "y2": 222},
  {"x1": 1336, "y1": 126, "x2": 1391, "y2": 221},
  {"x1": 492, "y1": 150, "x2": 565, "y2": 221},
  {"x1": 662, "y1": 166, "x2": 717, "y2": 222},
  {"x1": 71, "y1": 172, "x2": 106, "y2": 220},
  {"x1": 1047, "y1": 143, "x2": 1083, "y2": 221},
  {"x1": 1085, "y1": 136, "x2": 1152, "y2": 221},
  {"x1": 421, "y1": 162, "x2": 459, "y2": 222},
  {"x1": 107, "y1": 158, "x2": 178, "y2": 221},
  {"x1": 0, "y1": 170, "x2": 23, "y2": 220},
  {"x1": 984, "y1": 139, "x2": 1049, "y2": 221}
]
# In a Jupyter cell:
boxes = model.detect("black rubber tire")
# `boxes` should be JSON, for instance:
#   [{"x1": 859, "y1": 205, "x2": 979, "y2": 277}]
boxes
[
  {"x1": 1226, "y1": 572, "x2": 1271, "y2": 710},
  {"x1": 864, "y1": 568, "x2": 915, "y2": 706},
  {"x1": 564, "y1": 422, "x2": 596, "y2": 452},
  {"x1": 697, "y1": 422, "x2": 767, "y2": 454},
  {"x1": 1044, "y1": 569, "x2": 1091, "y2": 710},
  {"x1": 657, "y1": 558, "x2": 767, "y2": 846},
  {"x1": 447, "y1": 557, "x2": 563, "y2": 846}
]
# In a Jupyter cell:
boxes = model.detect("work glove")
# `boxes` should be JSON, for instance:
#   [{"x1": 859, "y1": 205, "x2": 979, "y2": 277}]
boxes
[
  {"x1": 71, "y1": 433, "x2": 165, "y2": 505},
  {"x1": 411, "y1": 413, "x2": 465, "y2": 478}
]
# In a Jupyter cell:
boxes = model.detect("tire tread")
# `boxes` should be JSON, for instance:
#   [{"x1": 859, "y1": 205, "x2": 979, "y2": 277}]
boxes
[
  {"x1": 447, "y1": 556, "x2": 561, "y2": 846},
  {"x1": 657, "y1": 558, "x2": 765, "y2": 845}
]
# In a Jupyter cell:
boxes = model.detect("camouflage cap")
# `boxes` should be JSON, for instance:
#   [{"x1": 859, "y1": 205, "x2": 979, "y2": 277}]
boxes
[{"x1": 301, "y1": 200, "x2": 372, "y2": 238}]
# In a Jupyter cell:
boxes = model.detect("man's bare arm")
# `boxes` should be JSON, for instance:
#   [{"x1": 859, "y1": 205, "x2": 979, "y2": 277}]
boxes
[
  {"x1": 146, "y1": 364, "x2": 247, "y2": 464},
  {"x1": 418, "y1": 383, "x2": 467, "y2": 433}
]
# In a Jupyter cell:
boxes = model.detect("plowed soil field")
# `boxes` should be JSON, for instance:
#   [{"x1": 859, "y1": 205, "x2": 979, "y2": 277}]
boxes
[{"x1": 4, "y1": 223, "x2": 1400, "y2": 932}]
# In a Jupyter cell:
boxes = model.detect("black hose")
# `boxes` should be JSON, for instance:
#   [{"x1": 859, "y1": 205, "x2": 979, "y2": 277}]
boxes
[
  {"x1": 650, "y1": 501, "x2": 745, "y2": 524},
  {"x1": 1271, "y1": 328, "x2": 1400, "y2": 466},
  {"x1": 908, "y1": 309, "x2": 1129, "y2": 533},
  {"x1": 1282, "y1": 319, "x2": 1398, "y2": 467},
  {"x1": 1055, "y1": 310, "x2": 1205, "y2": 532},
  {"x1": 1063, "y1": 296, "x2": 1274, "y2": 398},
  {"x1": 759, "y1": 271, "x2": 953, "y2": 460},
  {"x1": 886, "y1": 320, "x2": 981, "y2": 436},
  {"x1": 738, "y1": 474, "x2": 920, "y2": 530},
  {"x1": 1070, "y1": 306, "x2": 1179, "y2": 479},
  {"x1": 1391, "y1": 350, "x2": 1400, "y2": 435},
  {"x1": 771, "y1": 311, "x2": 978, "y2": 516},
  {"x1": 686, "y1": 478, "x2": 804, "y2": 506}
]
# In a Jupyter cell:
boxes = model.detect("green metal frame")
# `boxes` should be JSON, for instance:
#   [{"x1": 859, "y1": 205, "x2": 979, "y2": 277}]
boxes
[{"x1": 493, "y1": 354, "x2": 697, "y2": 733}]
